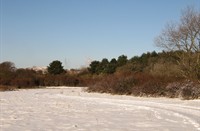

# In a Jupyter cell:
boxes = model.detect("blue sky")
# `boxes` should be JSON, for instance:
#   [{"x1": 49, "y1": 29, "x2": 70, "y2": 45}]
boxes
[{"x1": 1, "y1": 0, "x2": 200, "y2": 69}]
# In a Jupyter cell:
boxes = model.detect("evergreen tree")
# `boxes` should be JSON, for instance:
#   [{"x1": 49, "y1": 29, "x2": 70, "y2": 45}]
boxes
[
  {"x1": 88, "y1": 60, "x2": 100, "y2": 74},
  {"x1": 47, "y1": 60, "x2": 65, "y2": 75},
  {"x1": 117, "y1": 55, "x2": 128, "y2": 67}
]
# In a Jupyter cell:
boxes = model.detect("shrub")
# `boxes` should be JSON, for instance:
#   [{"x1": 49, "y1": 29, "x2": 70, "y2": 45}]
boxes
[
  {"x1": 87, "y1": 72, "x2": 136, "y2": 95},
  {"x1": 87, "y1": 72, "x2": 200, "y2": 99},
  {"x1": 43, "y1": 74, "x2": 80, "y2": 87},
  {"x1": 166, "y1": 81, "x2": 200, "y2": 99},
  {"x1": 0, "y1": 85, "x2": 16, "y2": 91},
  {"x1": 111, "y1": 75, "x2": 135, "y2": 95},
  {"x1": 11, "y1": 69, "x2": 37, "y2": 88},
  {"x1": 140, "y1": 81, "x2": 166, "y2": 97}
]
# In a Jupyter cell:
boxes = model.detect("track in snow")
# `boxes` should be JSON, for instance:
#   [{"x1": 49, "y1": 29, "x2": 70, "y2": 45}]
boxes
[{"x1": 1, "y1": 87, "x2": 200, "y2": 131}]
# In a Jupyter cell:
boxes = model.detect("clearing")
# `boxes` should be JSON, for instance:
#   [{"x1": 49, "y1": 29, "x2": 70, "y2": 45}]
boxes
[{"x1": 0, "y1": 87, "x2": 200, "y2": 131}]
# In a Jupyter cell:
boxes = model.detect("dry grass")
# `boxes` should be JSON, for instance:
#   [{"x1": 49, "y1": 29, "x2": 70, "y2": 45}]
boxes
[{"x1": 0, "y1": 85, "x2": 17, "y2": 91}]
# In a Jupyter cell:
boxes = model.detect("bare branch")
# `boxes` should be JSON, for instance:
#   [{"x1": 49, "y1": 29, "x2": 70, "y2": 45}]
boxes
[{"x1": 155, "y1": 6, "x2": 200, "y2": 79}]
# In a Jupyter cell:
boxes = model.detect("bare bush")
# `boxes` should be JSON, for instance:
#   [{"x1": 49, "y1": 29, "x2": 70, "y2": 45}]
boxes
[{"x1": 166, "y1": 81, "x2": 200, "y2": 99}]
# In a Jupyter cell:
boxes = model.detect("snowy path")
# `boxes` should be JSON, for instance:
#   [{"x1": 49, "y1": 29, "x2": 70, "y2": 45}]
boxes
[{"x1": 0, "y1": 87, "x2": 200, "y2": 131}]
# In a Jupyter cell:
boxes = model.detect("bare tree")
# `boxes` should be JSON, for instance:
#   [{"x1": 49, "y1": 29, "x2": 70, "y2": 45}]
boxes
[
  {"x1": 0, "y1": 61, "x2": 16, "y2": 72},
  {"x1": 155, "y1": 6, "x2": 200, "y2": 79}
]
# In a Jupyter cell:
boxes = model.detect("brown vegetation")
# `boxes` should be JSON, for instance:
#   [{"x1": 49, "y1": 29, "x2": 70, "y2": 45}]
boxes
[
  {"x1": 1, "y1": 7, "x2": 199, "y2": 100},
  {"x1": 0, "y1": 85, "x2": 17, "y2": 91},
  {"x1": 1, "y1": 49, "x2": 200, "y2": 100},
  {"x1": 155, "y1": 6, "x2": 200, "y2": 79},
  {"x1": 87, "y1": 72, "x2": 200, "y2": 99}
]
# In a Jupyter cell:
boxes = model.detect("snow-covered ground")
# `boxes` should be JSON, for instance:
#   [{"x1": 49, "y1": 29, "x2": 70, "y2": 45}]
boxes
[{"x1": 0, "y1": 87, "x2": 200, "y2": 131}]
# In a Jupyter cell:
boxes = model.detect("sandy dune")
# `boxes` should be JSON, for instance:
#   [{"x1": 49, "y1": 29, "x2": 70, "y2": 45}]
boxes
[{"x1": 0, "y1": 87, "x2": 200, "y2": 131}]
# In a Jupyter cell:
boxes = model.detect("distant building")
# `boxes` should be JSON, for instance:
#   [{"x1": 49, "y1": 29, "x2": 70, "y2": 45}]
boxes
[{"x1": 27, "y1": 66, "x2": 47, "y2": 74}]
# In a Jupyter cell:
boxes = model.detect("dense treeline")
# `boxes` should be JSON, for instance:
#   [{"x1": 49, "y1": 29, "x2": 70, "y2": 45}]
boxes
[
  {"x1": 1, "y1": 50, "x2": 199, "y2": 99},
  {"x1": 88, "y1": 51, "x2": 186, "y2": 77},
  {"x1": 86, "y1": 51, "x2": 200, "y2": 99},
  {"x1": 1, "y1": 6, "x2": 200, "y2": 99},
  {"x1": 88, "y1": 55, "x2": 127, "y2": 74}
]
